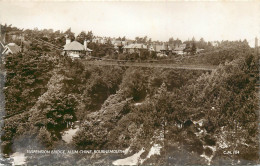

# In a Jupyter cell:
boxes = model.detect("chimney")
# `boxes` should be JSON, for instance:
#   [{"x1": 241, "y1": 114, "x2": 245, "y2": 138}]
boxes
[
  {"x1": 66, "y1": 35, "x2": 71, "y2": 45},
  {"x1": 84, "y1": 39, "x2": 87, "y2": 50}
]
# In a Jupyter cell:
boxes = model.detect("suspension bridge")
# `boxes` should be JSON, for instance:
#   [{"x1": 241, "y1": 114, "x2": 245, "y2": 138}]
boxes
[{"x1": 83, "y1": 59, "x2": 216, "y2": 71}]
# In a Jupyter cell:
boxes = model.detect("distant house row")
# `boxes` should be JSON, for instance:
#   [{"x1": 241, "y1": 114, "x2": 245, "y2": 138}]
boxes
[
  {"x1": 122, "y1": 43, "x2": 204, "y2": 56},
  {"x1": 92, "y1": 37, "x2": 205, "y2": 56},
  {"x1": 92, "y1": 37, "x2": 129, "y2": 46},
  {"x1": 122, "y1": 43, "x2": 184, "y2": 56},
  {"x1": 63, "y1": 36, "x2": 208, "y2": 58}
]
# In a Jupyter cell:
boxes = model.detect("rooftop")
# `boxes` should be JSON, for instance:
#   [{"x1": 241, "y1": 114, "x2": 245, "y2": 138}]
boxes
[
  {"x1": 64, "y1": 41, "x2": 85, "y2": 51},
  {"x1": 5, "y1": 43, "x2": 20, "y2": 54},
  {"x1": 123, "y1": 43, "x2": 148, "y2": 49}
]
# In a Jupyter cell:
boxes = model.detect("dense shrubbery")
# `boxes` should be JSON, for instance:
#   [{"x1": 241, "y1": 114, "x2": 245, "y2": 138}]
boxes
[
  {"x1": 71, "y1": 68, "x2": 207, "y2": 151},
  {"x1": 1, "y1": 35, "x2": 258, "y2": 165},
  {"x1": 180, "y1": 40, "x2": 252, "y2": 66},
  {"x1": 166, "y1": 53, "x2": 259, "y2": 164},
  {"x1": 4, "y1": 51, "x2": 57, "y2": 116},
  {"x1": 88, "y1": 42, "x2": 115, "y2": 57},
  {"x1": 71, "y1": 52, "x2": 258, "y2": 164},
  {"x1": 2, "y1": 48, "x2": 125, "y2": 152}
]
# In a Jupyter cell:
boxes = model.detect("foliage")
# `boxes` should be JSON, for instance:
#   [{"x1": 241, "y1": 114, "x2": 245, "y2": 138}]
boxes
[
  {"x1": 64, "y1": 28, "x2": 75, "y2": 41},
  {"x1": 76, "y1": 31, "x2": 93, "y2": 44},
  {"x1": 120, "y1": 68, "x2": 149, "y2": 101},
  {"x1": 88, "y1": 42, "x2": 115, "y2": 57},
  {"x1": 180, "y1": 41, "x2": 253, "y2": 66},
  {"x1": 1, "y1": 24, "x2": 258, "y2": 164},
  {"x1": 4, "y1": 51, "x2": 56, "y2": 116}
]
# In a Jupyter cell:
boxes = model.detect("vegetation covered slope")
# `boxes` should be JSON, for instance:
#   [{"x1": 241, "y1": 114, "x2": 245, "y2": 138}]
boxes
[
  {"x1": 1, "y1": 39, "x2": 259, "y2": 165},
  {"x1": 71, "y1": 53, "x2": 258, "y2": 165}
]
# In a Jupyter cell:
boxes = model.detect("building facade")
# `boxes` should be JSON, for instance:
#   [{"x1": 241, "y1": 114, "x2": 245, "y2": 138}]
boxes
[
  {"x1": 123, "y1": 43, "x2": 148, "y2": 54},
  {"x1": 63, "y1": 38, "x2": 92, "y2": 58}
]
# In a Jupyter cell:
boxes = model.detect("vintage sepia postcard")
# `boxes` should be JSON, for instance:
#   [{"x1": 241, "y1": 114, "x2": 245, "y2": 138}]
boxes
[{"x1": 0, "y1": 0, "x2": 259, "y2": 165}]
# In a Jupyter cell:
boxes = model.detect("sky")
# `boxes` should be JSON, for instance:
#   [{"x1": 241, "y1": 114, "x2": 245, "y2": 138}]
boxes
[{"x1": 0, "y1": 1, "x2": 259, "y2": 46}]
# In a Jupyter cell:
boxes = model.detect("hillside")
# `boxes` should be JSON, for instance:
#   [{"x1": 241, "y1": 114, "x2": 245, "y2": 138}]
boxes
[{"x1": 0, "y1": 38, "x2": 259, "y2": 165}]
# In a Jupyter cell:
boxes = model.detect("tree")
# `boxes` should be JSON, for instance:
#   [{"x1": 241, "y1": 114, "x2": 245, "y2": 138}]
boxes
[
  {"x1": 120, "y1": 68, "x2": 149, "y2": 101},
  {"x1": 140, "y1": 50, "x2": 150, "y2": 60},
  {"x1": 135, "y1": 36, "x2": 148, "y2": 44},
  {"x1": 174, "y1": 38, "x2": 182, "y2": 47},
  {"x1": 191, "y1": 41, "x2": 197, "y2": 55},
  {"x1": 135, "y1": 37, "x2": 140, "y2": 43},
  {"x1": 184, "y1": 42, "x2": 191, "y2": 55},
  {"x1": 76, "y1": 31, "x2": 88, "y2": 44},
  {"x1": 148, "y1": 38, "x2": 152, "y2": 44},
  {"x1": 169, "y1": 37, "x2": 174, "y2": 45},
  {"x1": 86, "y1": 31, "x2": 93, "y2": 41},
  {"x1": 142, "y1": 36, "x2": 148, "y2": 43},
  {"x1": 196, "y1": 38, "x2": 207, "y2": 49},
  {"x1": 64, "y1": 28, "x2": 75, "y2": 41}
]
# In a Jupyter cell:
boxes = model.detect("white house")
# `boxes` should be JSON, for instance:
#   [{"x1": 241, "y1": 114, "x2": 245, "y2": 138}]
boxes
[
  {"x1": 1, "y1": 42, "x2": 21, "y2": 64},
  {"x1": 2, "y1": 43, "x2": 21, "y2": 55},
  {"x1": 123, "y1": 43, "x2": 148, "y2": 54},
  {"x1": 210, "y1": 41, "x2": 219, "y2": 47},
  {"x1": 173, "y1": 44, "x2": 186, "y2": 55},
  {"x1": 149, "y1": 43, "x2": 172, "y2": 56},
  {"x1": 92, "y1": 37, "x2": 107, "y2": 44},
  {"x1": 63, "y1": 38, "x2": 92, "y2": 58}
]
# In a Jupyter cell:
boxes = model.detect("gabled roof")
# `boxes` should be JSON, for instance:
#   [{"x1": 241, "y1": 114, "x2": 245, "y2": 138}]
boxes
[
  {"x1": 160, "y1": 44, "x2": 168, "y2": 51},
  {"x1": 64, "y1": 41, "x2": 85, "y2": 51},
  {"x1": 154, "y1": 45, "x2": 162, "y2": 52},
  {"x1": 174, "y1": 44, "x2": 186, "y2": 51},
  {"x1": 123, "y1": 43, "x2": 148, "y2": 49},
  {"x1": 114, "y1": 41, "x2": 123, "y2": 47},
  {"x1": 151, "y1": 44, "x2": 167, "y2": 52},
  {"x1": 168, "y1": 46, "x2": 173, "y2": 51},
  {"x1": 63, "y1": 41, "x2": 92, "y2": 52},
  {"x1": 3, "y1": 43, "x2": 20, "y2": 54}
]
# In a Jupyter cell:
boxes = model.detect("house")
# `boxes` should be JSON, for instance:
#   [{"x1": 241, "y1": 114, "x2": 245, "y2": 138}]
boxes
[
  {"x1": 149, "y1": 43, "x2": 172, "y2": 56},
  {"x1": 1, "y1": 43, "x2": 21, "y2": 64},
  {"x1": 148, "y1": 45, "x2": 155, "y2": 52},
  {"x1": 124, "y1": 40, "x2": 134, "y2": 45},
  {"x1": 113, "y1": 41, "x2": 123, "y2": 52},
  {"x1": 2, "y1": 43, "x2": 21, "y2": 55},
  {"x1": 10, "y1": 34, "x2": 25, "y2": 42},
  {"x1": 110, "y1": 38, "x2": 116, "y2": 45},
  {"x1": 173, "y1": 44, "x2": 186, "y2": 55},
  {"x1": 159, "y1": 43, "x2": 172, "y2": 55},
  {"x1": 210, "y1": 41, "x2": 219, "y2": 47},
  {"x1": 63, "y1": 38, "x2": 92, "y2": 58},
  {"x1": 123, "y1": 43, "x2": 148, "y2": 54},
  {"x1": 113, "y1": 40, "x2": 127, "y2": 53},
  {"x1": 92, "y1": 37, "x2": 101, "y2": 43},
  {"x1": 92, "y1": 37, "x2": 107, "y2": 44}
]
